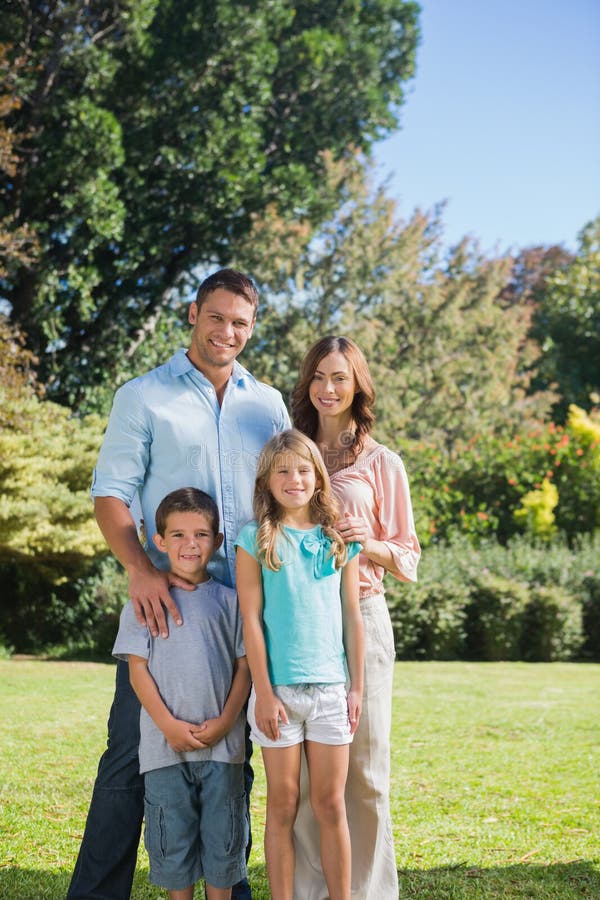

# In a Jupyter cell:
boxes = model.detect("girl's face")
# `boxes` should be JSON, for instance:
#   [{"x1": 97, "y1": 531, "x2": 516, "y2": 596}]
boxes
[
  {"x1": 309, "y1": 351, "x2": 356, "y2": 420},
  {"x1": 268, "y1": 451, "x2": 318, "y2": 513}
]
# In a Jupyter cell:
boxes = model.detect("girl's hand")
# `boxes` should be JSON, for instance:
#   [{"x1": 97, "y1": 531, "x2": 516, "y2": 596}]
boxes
[
  {"x1": 336, "y1": 512, "x2": 370, "y2": 547},
  {"x1": 347, "y1": 689, "x2": 362, "y2": 736},
  {"x1": 255, "y1": 691, "x2": 289, "y2": 741}
]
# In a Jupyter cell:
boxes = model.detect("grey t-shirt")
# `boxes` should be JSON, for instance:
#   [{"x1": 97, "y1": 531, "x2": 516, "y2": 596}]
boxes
[{"x1": 113, "y1": 579, "x2": 246, "y2": 774}]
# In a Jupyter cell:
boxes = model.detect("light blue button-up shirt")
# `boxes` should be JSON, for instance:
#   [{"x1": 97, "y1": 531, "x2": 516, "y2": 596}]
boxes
[{"x1": 91, "y1": 349, "x2": 290, "y2": 587}]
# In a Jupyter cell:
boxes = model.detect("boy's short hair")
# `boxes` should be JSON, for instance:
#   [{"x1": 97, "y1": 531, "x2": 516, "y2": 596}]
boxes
[
  {"x1": 155, "y1": 488, "x2": 220, "y2": 536},
  {"x1": 195, "y1": 268, "x2": 259, "y2": 314}
]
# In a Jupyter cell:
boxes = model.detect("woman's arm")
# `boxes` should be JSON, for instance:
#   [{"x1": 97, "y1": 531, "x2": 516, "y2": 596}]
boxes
[
  {"x1": 236, "y1": 547, "x2": 289, "y2": 740},
  {"x1": 340, "y1": 554, "x2": 364, "y2": 734},
  {"x1": 336, "y1": 513, "x2": 395, "y2": 569},
  {"x1": 336, "y1": 451, "x2": 421, "y2": 582}
]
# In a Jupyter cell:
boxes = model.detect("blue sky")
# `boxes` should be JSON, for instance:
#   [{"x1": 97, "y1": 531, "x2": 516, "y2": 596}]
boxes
[{"x1": 374, "y1": 0, "x2": 600, "y2": 255}]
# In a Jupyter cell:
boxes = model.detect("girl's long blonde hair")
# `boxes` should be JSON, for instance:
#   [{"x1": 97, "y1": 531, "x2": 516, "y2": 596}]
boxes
[{"x1": 253, "y1": 429, "x2": 348, "y2": 572}]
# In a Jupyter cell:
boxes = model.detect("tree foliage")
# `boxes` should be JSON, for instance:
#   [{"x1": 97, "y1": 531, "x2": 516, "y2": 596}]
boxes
[
  {"x1": 0, "y1": 317, "x2": 105, "y2": 578},
  {"x1": 1, "y1": 0, "x2": 419, "y2": 406},
  {"x1": 0, "y1": 43, "x2": 37, "y2": 282},
  {"x1": 530, "y1": 216, "x2": 600, "y2": 419},
  {"x1": 238, "y1": 155, "x2": 554, "y2": 444}
]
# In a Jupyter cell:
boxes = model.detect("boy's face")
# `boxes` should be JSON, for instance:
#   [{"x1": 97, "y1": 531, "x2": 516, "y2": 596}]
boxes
[{"x1": 153, "y1": 511, "x2": 223, "y2": 584}]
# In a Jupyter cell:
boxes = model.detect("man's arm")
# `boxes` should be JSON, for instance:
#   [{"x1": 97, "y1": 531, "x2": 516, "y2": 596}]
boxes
[{"x1": 95, "y1": 496, "x2": 188, "y2": 638}]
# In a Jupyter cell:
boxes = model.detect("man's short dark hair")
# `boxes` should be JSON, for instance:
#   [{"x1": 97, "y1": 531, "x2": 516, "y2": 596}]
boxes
[
  {"x1": 195, "y1": 268, "x2": 259, "y2": 314},
  {"x1": 155, "y1": 488, "x2": 220, "y2": 536}
]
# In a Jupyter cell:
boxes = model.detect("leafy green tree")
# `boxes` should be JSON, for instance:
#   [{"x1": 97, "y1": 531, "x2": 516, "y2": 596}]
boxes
[
  {"x1": 239, "y1": 155, "x2": 554, "y2": 443},
  {"x1": 530, "y1": 217, "x2": 600, "y2": 419},
  {"x1": 1, "y1": 0, "x2": 419, "y2": 407},
  {"x1": 0, "y1": 43, "x2": 37, "y2": 284},
  {"x1": 0, "y1": 324, "x2": 106, "y2": 577},
  {"x1": 0, "y1": 314, "x2": 108, "y2": 650}
]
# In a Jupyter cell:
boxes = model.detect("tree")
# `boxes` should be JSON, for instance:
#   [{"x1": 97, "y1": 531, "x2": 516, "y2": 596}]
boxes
[
  {"x1": 1, "y1": 0, "x2": 419, "y2": 407},
  {"x1": 0, "y1": 314, "x2": 108, "y2": 650},
  {"x1": 0, "y1": 43, "x2": 37, "y2": 284},
  {"x1": 238, "y1": 155, "x2": 554, "y2": 445},
  {"x1": 530, "y1": 217, "x2": 600, "y2": 420},
  {"x1": 0, "y1": 316, "x2": 106, "y2": 575}
]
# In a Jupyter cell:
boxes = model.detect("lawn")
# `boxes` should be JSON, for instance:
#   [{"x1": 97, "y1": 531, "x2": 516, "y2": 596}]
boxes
[{"x1": 0, "y1": 659, "x2": 598, "y2": 898}]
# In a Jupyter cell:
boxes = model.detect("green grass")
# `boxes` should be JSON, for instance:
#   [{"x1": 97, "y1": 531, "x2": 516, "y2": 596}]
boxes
[{"x1": 0, "y1": 660, "x2": 598, "y2": 898}]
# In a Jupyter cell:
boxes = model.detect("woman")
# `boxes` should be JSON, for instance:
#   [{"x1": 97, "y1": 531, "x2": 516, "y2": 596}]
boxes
[{"x1": 291, "y1": 336, "x2": 420, "y2": 900}]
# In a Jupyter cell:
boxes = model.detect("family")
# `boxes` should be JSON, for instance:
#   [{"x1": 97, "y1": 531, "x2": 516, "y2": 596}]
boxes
[{"x1": 67, "y1": 269, "x2": 421, "y2": 900}]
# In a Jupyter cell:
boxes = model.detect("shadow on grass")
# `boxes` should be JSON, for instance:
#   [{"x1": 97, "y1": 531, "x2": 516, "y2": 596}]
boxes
[
  {"x1": 0, "y1": 864, "x2": 270, "y2": 899},
  {"x1": 1, "y1": 860, "x2": 598, "y2": 898},
  {"x1": 398, "y1": 860, "x2": 600, "y2": 898}
]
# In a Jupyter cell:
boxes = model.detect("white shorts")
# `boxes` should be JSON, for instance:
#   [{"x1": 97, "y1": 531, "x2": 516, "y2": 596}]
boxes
[{"x1": 248, "y1": 683, "x2": 352, "y2": 748}]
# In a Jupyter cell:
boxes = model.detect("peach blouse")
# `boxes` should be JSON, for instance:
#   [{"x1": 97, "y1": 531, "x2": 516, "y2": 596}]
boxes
[{"x1": 330, "y1": 443, "x2": 420, "y2": 598}]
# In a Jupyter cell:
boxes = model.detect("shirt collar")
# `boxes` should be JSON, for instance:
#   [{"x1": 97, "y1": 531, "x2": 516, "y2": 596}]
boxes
[{"x1": 167, "y1": 348, "x2": 250, "y2": 386}]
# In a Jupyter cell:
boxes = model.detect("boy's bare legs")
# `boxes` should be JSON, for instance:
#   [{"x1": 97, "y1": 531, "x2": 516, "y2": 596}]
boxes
[
  {"x1": 206, "y1": 886, "x2": 232, "y2": 900},
  {"x1": 305, "y1": 741, "x2": 351, "y2": 900},
  {"x1": 261, "y1": 744, "x2": 302, "y2": 900},
  {"x1": 169, "y1": 886, "x2": 231, "y2": 900},
  {"x1": 169, "y1": 887, "x2": 194, "y2": 900}
]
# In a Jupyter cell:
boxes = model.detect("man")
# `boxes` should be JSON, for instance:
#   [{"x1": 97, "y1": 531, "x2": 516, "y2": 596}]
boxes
[{"x1": 68, "y1": 269, "x2": 290, "y2": 900}]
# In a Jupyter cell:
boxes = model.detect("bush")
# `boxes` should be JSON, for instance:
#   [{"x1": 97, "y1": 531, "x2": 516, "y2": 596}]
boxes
[
  {"x1": 465, "y1": 573, "x2": 530, "y2": 661},
  {"x1": 403, "y1": 406, "x2": 600, "y2": 547},
  {"x1": 387, "y1": 533, "x2": 598, "y2": 662},
  {"x1": 520, "y1": 584, "x2": 583, "y2": 661},
  {"x1": 387, "y1": 543, "x2": 470, "y2": 659},
  {"x1": 0, "y1": 555, "x2": 126, "y2": 656}
]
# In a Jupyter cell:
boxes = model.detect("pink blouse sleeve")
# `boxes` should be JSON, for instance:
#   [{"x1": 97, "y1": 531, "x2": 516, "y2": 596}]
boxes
[{"x1": 373, "y1": 449, "x2": 421, "y2": 583}]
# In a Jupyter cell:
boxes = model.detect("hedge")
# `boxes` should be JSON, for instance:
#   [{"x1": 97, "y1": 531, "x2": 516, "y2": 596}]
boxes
[{"x1": 386, "y1": 532, "x2": 599, "y2": 662}]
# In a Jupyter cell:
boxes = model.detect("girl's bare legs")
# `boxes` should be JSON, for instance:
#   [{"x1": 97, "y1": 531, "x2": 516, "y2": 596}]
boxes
[
  {"x1": 261, "y1": 744, "x2": 302, "y2": 900},
  {"x1": 305, "y1": 741, "x2": 351, "y2": 900}
]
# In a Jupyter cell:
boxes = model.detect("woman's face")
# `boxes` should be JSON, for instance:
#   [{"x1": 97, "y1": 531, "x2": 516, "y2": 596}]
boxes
[{"x1": 308, "y1": 351, "x2": 356, "y2": 421}]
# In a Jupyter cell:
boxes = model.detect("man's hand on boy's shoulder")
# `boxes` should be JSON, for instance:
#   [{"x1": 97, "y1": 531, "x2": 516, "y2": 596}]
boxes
[{"x1": 129, "y1": 565, "x2": 193, "y2": 638}]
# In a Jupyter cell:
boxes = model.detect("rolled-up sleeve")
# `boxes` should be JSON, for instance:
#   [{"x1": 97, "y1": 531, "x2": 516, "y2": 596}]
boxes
[
  {"x1": 374, "y1": 450, "x2": 421, "y2": 583},
  {"x1": 91, "y1": 380, "x2": 150, "y2": 506}
]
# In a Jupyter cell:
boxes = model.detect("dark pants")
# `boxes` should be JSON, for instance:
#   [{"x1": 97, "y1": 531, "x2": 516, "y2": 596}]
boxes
[{"x1": 67, "y1": 659, "x2": 253, "y2": 899}]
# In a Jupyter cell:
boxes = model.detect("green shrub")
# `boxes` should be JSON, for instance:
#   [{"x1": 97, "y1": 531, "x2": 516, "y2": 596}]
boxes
[
  {"x1": 520, "y1": 584, "x2": 583, "y2": 661},
  {"x1": 465, "y1": 573, "x2": 530, "y2": 661},
  {"x1": 386, "y1": 540, "x2": 471, "y2": 659},
  {"x1": 387, "y1": 533, "x2": 599, "y2": 662},
  {"x1": 580, "y1": 573, "x2": 600, "y2": 661},
  {"x1": 0, "y1": 555, "x2": 126, "y2": 656},
  {"x1": 403, "y1": 407, "x2": 600, "y2": 547}
]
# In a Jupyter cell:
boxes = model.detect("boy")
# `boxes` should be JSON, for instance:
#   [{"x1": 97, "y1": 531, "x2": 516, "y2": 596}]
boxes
[{"x1": 112, "y1": 487, "x2": 251, "y2": 900}]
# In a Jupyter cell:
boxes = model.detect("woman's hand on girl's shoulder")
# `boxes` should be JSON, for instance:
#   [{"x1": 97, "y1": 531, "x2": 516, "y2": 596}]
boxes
[{"x1": 336, "y1": 512, "x2": 369, "y2": 546}]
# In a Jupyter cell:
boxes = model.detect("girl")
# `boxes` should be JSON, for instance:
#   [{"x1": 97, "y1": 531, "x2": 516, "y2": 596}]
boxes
[
  {"x1": 291, "y1": 336, "x2": 421, "y2": 900},
  {"x1": 235, "y1": 429, "x2": 364, "y2": 900}
]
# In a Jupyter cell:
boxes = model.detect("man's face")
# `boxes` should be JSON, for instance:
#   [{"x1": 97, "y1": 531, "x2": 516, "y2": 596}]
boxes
[{"x1": 187, "y1": 288, "x2": 256, "y2": 374}]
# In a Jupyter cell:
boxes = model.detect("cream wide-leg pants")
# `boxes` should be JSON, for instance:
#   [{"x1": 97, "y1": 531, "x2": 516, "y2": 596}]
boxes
[{"x1": 293, "y1": 591, "x2": 399, "y2": 900}]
